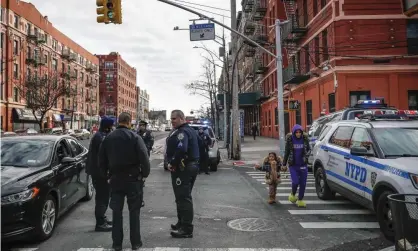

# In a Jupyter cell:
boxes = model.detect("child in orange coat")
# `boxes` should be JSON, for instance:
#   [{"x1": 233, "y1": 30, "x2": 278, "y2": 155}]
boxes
[{"x1": 255, "y1": 152, "x2": 284, "y2": 204}]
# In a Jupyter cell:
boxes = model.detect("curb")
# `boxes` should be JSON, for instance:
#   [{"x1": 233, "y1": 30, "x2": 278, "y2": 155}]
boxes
[{"x1": 378, "y1": 246, "x2": 395, "y2": 251}]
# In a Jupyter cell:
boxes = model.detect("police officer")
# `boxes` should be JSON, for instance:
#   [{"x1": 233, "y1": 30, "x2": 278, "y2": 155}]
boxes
[
  {"x1": 166, "y1": 110, "x2": 199, "y2": 238},
  {"x1": 197, "y1": 126, "x2": 212, "y2": 175},
  {"x1": 138, "y1": 120, "x2": 154, "y2": 156},
  {"x1": 86, "y1": 116, "x2": 114, "y2": 232},
  {"x1": 98, "y1": 112, "x2": 150, "y2": 251}
]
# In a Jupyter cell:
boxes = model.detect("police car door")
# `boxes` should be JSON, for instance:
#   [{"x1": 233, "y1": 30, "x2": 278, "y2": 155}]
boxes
[
  {"x1": 326, "y1": 126, "x2": 355, "y2": 193},
  {"x1": 347, "y1": 127, "x2": 376, "y2": 200}
]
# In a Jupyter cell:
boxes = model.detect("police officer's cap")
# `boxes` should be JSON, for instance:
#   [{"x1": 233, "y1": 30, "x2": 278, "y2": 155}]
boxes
[
  {"x1": 101, "y1": 116, "x2": 114, "y2": 127},
  {"x1": 139, "y1": 120, "x2": 148, "y2": 125}
]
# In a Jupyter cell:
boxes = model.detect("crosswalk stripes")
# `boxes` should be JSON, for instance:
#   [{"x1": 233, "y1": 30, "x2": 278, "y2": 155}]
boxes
[
  {"x1": 11, "y1": 248, "x2": 300, "y2": 251},
  {"x1": 245, "y1": 171, "x2": 379, "y2": 230}
]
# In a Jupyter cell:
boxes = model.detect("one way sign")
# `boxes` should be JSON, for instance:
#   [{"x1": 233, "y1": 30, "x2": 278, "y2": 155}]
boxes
[{"x1": 190, "y1": 23, "x2": 215, "y2": 41}]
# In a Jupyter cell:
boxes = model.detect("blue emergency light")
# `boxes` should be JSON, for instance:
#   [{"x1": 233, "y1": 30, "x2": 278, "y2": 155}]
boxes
[{"x1": 357, "y1": 100, "x2": 382, "y2": 105}]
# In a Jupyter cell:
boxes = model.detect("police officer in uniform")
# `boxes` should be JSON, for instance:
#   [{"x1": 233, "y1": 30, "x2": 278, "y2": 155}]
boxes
[
  {"x1": 197, "y1": 126, "x2": 212, "y2": 175},
  {"x1": 138, "y1": 120, "x2": 154, "y2": 156},
  {"x1": 99, "y1": 112, "x2": 150, "y2": 251},
  {"x1": 86, "y1": 116, "x2": 114, "y2": 232},
  {"x1": 166, "y1": 110, "x2": 199, "y2": 238}
]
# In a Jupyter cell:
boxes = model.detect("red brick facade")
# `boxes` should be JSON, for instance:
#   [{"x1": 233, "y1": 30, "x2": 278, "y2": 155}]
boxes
[
  {"x1": 1, "y1": 0, "x2": 100, "y2": 131},
  {"x1": 96, "y1": 53, "x2": 137, "y2": 121},
  {"x1": 259, "y1": 0, "x2": 418, "y2": 138}
]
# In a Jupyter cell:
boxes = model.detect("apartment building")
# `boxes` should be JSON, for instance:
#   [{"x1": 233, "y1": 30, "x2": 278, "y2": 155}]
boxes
[
  {"x1": 0, "y1": 1, "x2": 100, "y2": 131},
  {"x1": 97, "y1": 52, "x2": 137, "y2": 122},
  {"x1": 136, "y1": 86, "x2": 141, "y2": 122},
  {"x1": 257, "y1": 0, "x2": 418, "y2": 138},
  {"x1": 139, "y1": 89, "x2": 149, "y2": 120}
]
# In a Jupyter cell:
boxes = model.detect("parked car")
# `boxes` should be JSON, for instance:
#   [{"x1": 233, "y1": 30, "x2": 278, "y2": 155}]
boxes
[
  {"x1": 74, "y1": 129, "x2": 91, "y2": 140},
  {"x1": 1, "y1": 135, "x2": 94, "y2": 242},
  {"x1": 15, "y1": 128, "x2": 38, "y2": 134},
  {"x1": 189, "y1": 124, "x2": 220, "y2": 171}
]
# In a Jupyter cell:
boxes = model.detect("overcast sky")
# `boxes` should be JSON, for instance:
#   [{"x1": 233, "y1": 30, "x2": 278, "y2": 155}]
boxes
[{"x1": 27, "y1": 0, "x2": 241, "y2": 118}]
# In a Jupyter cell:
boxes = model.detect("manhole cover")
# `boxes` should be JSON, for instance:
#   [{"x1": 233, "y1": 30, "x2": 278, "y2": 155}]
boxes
[{"x1": 227, "y1": 218, "x2": 276, "y2": 232}]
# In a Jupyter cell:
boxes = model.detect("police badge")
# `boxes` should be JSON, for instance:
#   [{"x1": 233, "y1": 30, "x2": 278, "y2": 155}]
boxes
[
  {"x1": 177, "y1": 133, "x2": 184, "y2": 140},
  {"x1": 371, "y1": 172, "x2": 377, "y2": 187}
]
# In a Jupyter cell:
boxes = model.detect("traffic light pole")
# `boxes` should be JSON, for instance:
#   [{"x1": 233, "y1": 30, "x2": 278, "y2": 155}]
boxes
[{"x1": 275, "y1": 19, "x2": 286, "y2": 158}]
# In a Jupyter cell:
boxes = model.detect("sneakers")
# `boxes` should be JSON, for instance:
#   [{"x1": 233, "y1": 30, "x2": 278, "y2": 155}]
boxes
[
  {"x1": 288, "y1": 193, "x2": 297, "y2": 203},
  {"x1": 296, "y1": 200, "x2": 306, "y2": 207}
]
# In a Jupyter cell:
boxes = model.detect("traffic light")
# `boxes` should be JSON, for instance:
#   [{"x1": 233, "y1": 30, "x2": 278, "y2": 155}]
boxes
[{"x1": 96, "y1": 0, "x2": 122, "y2": 24}]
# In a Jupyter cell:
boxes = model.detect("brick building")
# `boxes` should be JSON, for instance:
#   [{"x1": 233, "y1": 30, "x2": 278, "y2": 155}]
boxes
[
  {"x1": 0, "y1": 1, "x2": 100, "y2": 131},
  {"x1": 256, "y1": 0, "x2": 418, "y2": 138},
  {"x1": 97, "y1": 52, "x2": 137, "y2": 122}
]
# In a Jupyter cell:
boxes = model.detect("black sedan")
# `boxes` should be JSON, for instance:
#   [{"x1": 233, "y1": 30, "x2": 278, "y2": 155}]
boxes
[{"x1": 1, "y1": 135, "x2": 94, "y2": 242}]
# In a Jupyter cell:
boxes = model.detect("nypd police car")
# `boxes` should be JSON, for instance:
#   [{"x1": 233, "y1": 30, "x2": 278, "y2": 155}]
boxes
[
  {"x1": 311, "y1": 113, "x2": 418, "y2": 240},
  {"x1": 307, "y1": 99, "x2": 398, "y2": 166}
]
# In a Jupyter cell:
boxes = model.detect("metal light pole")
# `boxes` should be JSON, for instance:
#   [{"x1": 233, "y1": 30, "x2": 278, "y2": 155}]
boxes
[
  {"x1": 157, "y1": 0, "x2": 277, "y2": 159},
  {"x1": 275, "y1": 19, "x2": 286, "y2": 157}
]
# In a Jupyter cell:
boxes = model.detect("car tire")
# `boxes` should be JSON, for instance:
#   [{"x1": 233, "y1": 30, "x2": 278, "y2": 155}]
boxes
[
  {"x1": 217, "y1": 151, "x2": 221, "y2": 164},
  {"x1": 35, "y1": 194, "x2": 57, "y2": 241},
  {"x1": 377, "y1": 190, "x2": 395, "y2": 241},
  {"x1": 314, "y1": 165, "x2": 336, "y2": 200},
  {"x1": 82, "y1": 175, "x2": 94, "y2": 201}
]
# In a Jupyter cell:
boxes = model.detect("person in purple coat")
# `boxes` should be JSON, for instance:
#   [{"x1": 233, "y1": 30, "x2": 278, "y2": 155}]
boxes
[{"x1": 283, "y1": 124, "x2": 311, "y2": 207}]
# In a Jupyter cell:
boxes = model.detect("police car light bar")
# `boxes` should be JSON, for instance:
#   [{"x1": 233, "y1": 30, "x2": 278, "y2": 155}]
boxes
[{"x1": 357, "y1": 100, "x2": 382, "y2": 105}]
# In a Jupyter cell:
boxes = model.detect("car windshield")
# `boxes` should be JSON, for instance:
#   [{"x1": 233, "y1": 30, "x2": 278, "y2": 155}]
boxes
[
  {"x1": 75, "y1": 129, "x2": 83, "y2": 133},
  {"x1": 372, "y1": 128, "x2": 418, "y2": 157},
  {"x1": 191, "y1": 126, "x2": 213, "y2": 138},
  {"x1": 1, "y1": 139, "x2": 54, "y2": 167}
]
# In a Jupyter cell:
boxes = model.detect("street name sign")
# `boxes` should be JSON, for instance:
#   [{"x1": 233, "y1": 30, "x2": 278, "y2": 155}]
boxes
[{"x1": 189, "y1": 23, "x2": 215, "y2": 41}]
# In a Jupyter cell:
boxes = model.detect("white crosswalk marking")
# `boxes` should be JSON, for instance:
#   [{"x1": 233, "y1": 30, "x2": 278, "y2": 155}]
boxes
[
  {"x1": 245, "y1": 170, "x2": 379, "y2": 230},
  {"x1": 10, "y1": 248, "x2": 301, "y2": 251}
]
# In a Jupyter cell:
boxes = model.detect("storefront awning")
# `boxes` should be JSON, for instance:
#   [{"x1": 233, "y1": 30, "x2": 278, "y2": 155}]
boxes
[
  {"x1": 217, "y1": 91, "x2": 262, "y2": 107},
  {"x1": 12, "y1": 108, "x2": 44, "y2": 123}
]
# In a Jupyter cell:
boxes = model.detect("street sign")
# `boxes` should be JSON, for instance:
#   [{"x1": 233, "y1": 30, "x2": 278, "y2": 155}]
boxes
[{"x1": 189, "y1": 23, "x2": 215, "y2": 41}]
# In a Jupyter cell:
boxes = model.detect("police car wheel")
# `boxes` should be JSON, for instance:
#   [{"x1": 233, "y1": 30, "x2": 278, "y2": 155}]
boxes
[
  {"x1": 314, "y1": 166, "x2": 335, "y2": 200},
  {"x1": 376, "y1": 191, "x2": 395, "y2": 241}
]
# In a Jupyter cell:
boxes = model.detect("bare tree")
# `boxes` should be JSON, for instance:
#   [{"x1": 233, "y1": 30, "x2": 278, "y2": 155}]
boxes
[
  {"x1": 185, "y1": 59, "x2": 218, "y2": 124},
  {"x1": 15, "y1": 71, "x2": 73, "y2": 130}
]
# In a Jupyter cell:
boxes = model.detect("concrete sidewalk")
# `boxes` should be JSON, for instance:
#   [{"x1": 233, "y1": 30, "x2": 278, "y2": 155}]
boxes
[{"x1": 219, "y1": 136, "x2": 280, "y2": 166}]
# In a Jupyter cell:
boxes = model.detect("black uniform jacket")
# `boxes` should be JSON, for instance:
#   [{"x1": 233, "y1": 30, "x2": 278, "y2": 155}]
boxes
[{"x1": 166, "y1": 123, "x2": 200, "y2": 167}]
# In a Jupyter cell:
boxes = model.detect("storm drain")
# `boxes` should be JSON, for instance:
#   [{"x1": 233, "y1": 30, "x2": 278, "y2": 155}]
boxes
[{"x1": 227, "y1": 218, "x2": 276, "y2": 232}]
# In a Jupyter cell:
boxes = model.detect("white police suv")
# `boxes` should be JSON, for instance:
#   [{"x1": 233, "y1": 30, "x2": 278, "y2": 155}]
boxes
[
  {"x1": 311, "y1": 113, "x2": 418, "y2": 240},
  {"x1": 307, "y1": 99, "x2": 398, "y2": 166}
]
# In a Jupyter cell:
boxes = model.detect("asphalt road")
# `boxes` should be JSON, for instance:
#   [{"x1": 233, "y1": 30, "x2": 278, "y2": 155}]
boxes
[{"x1": 3, "y1": 132, "x2": 394, "y2": 251}]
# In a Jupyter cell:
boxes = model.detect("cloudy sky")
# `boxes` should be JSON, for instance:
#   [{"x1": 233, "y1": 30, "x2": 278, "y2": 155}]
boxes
[{"x1": 27, "y1": 0, "x2": 241, "y2": 118}]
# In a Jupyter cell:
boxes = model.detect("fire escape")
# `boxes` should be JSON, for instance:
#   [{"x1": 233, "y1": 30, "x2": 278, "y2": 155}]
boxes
[{"x1": 282, "y1": 0, "x2": 310, "y2": 85}]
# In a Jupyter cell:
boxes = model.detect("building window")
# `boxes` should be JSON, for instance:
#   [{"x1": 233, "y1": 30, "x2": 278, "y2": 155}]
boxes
[
  {"x1": 314, "y1": 37, "x2": 320, "y2": 66},
  {"x1": 328, "y1": 93, "x2": 336, "y2": 112},
  {"x1": 105, "y1": 62, "x2": 114, "y2": 69},
  {"x1": 322, "y1": 29, "x2": 329, "y2": 61},
  {"x1": 13, "y1": 87, "x2": 19, "y2": 102},
  {"x1": 13, "y1": 40, "x2": 19, "y2": 55},
  {"x1": 275, "y1": 107, "x2": 278, "y2": 131},
  {"x1": 321, "y1": 0, "x2": 327, "y2": 9},
  {"x1": 13, "y1": 63, "x2": 18, "y2": 79},
  {"x1": 14, "y1": 15, "x2": 19, "y2": 29},
  {"x1": 106, "y1": 73, "x2": 113, "y2": 81},
  {"x1": 313, "y1": 0, "x2": 318, "y2": 16},
  {"x1": 408, "y1": 90, "x2": 418, "y2": 110},
  {"x1": 1, "y1": 32, "x2": 4, "y2": 50},
  {"x1": 306, "y1": 100, "x2": 313, "y2": 126},
  {"x1": 296, "y1": 108, "x2": 302, "y2": 125},
  {"x1": 407, "y1": 19, "x2": 418, "y2": 55},
  {"x1": 349, "y1": 91, "x2": 371, "y2": 106}
]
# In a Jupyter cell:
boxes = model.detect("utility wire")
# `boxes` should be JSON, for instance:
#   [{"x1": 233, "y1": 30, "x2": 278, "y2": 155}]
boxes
[{"x1": 173, "y1": 0, "x2": 230, "y2": 11}]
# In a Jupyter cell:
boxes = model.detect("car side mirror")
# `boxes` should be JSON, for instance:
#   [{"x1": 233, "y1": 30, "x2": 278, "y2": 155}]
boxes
[
  {"x1": 350, "y1": 146, "x2": 374, "y2": 157},
  {"x1": 61, "y1": 156, "x2": 76, "y2": 164}
]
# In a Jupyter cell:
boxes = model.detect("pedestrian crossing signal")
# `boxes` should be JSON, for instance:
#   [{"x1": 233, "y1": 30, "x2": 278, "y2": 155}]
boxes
[
  {"x1": 96, "y1": 0, "x2": 122, "y2": 24},
  {"x1": 289, "y1": 100, "x2": 300, "y2": 111}
]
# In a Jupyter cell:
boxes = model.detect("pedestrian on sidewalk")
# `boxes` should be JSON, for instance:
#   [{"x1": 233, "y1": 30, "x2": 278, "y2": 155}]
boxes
[
  {"x1": 166, "y1": 110, "x2": 199, "y2": 238},
  {"x1": 98, "y1": 112, "x2": 150, "y2": 251},
  {"x1": 86, "y1": 116, "x2": 114, "y2": 232},
  {"x1": 251, "y1": 123, "x2": 258, "y2": 140},
  {"x1": 283, "y1": 124, "x2": 310, "y2": 208},
  {"x1": 255, "y1": 152, "x2": 284, "y2": 204}
]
